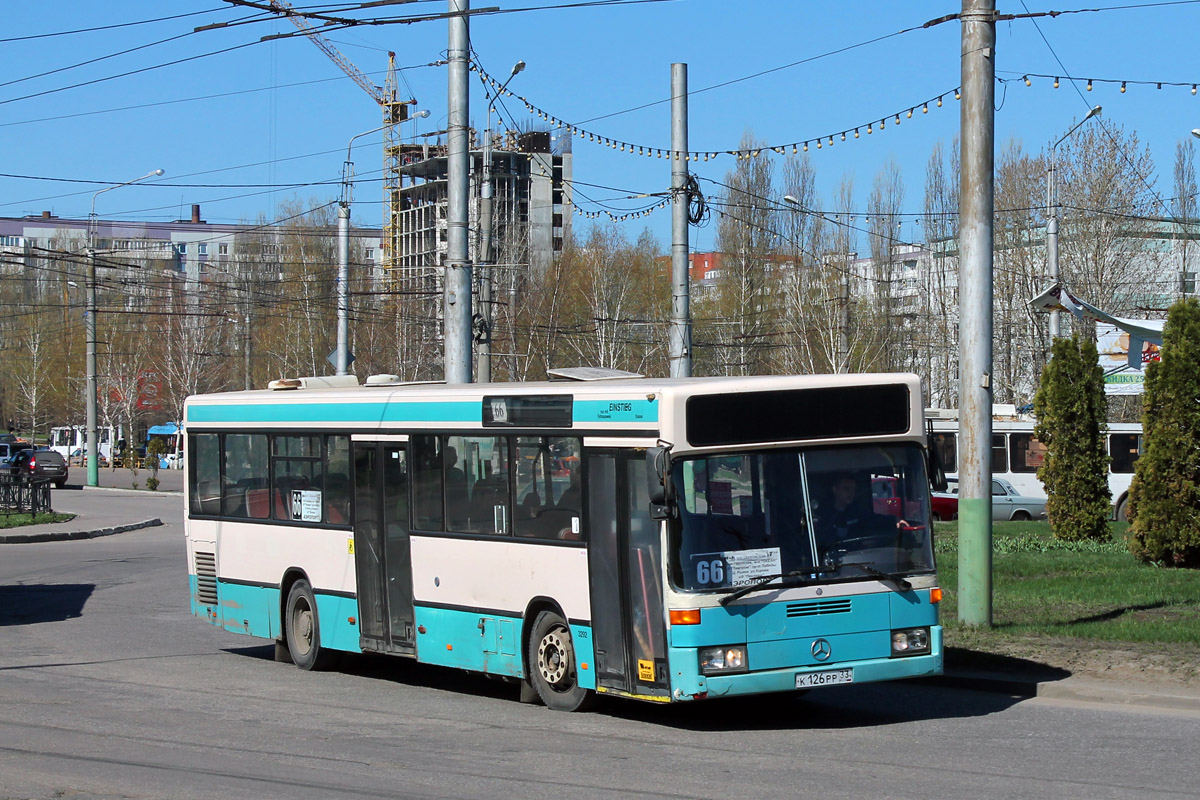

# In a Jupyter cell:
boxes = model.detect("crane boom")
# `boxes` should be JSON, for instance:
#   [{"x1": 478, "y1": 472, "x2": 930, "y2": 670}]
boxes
[{"x1": 268, "y1": 0, "x2": 387, "y2": 104}]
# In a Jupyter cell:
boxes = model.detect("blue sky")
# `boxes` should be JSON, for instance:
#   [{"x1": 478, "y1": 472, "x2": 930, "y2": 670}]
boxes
[{"x1": 2, "y1": 1, "x2": 1198, "y2": 253}]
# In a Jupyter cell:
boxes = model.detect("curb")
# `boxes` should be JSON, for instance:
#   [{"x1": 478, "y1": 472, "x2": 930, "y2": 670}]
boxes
[
  {"x1": 0, "y1": 517, "x2": 163, "y2": 544},
  {"x1": 920, "y1": 671, "x2": 1200, "y2": 713},
  {"x1": 80, "y1": 485, "x2": 184, "y2": 496}
]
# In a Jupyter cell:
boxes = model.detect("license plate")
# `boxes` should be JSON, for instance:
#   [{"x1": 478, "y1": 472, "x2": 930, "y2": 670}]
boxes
[{"x1": 796, "y1": 668, "x2": 853, "y2": 688}]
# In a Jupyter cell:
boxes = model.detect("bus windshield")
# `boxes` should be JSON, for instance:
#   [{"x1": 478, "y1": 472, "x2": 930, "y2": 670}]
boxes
[{"x1": 669, "y1": 443, "x2": 934, "y2": 594}]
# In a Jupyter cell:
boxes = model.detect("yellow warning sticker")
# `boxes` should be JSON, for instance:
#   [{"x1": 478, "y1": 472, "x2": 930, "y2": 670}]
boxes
[
  {"x1": 347, "y1": 538, "x2": 355, "y2": 554},
  {"x1": 638, "y1": 659, "x2": 654, "y2": 682}
]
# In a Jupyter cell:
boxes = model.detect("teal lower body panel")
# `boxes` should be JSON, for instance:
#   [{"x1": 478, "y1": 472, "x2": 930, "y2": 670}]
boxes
[
  {"x1": 411, "y1": 605, "x2": 597, "y2": 689},
  {"x1": 189, "y1": 575, "x2": 361, "y2": 654},
  {"x1": 670, "y1": 626, "x2": 943, "y2": 701}
]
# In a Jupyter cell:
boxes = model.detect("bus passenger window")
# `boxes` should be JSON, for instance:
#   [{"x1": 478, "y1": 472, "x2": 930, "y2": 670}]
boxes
[
  {"x1": 412, "y1": 436, "x2": 443, "y2": 530},
  {"x1": 222, "y1": 433, "x2": 268, "y2": 518},
  {"x1": 1110, "y1": 433, "x2": 1141, "y2": 474},
  {"x1": 189, "y1": 433, "x2": 221, "y2": 516},
  {"x1": 1009, "y1": 434, "x2": 1046, "y2": 474},
  {"x1": 514, "y1": 436, "x2": 580, "y2": 540},
  {"x1": 324, "y1": 435, "x2": 351, "y2": 524},
  {"x1": 991, "y1": 434, "x2": 1007, "y2": 474},
  {"x1": 933, "y1": 432, "x2": 957, "y2": 473},
  {"x1": 447, "y1": 435, "x2": 510, "y2": 535}
]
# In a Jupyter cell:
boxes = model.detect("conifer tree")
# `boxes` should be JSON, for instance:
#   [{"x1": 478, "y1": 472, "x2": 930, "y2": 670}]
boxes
[
  {"x1": 1127, "y1": 299, "x2": 1200, "y2": 566},
  {"x1": 1033, "y1": 334, "x2": 1111, "y2": 540}
]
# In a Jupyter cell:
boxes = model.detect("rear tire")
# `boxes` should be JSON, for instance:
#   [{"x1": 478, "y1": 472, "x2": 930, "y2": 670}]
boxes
[
  {"x1": 285, "y1": 579, "x2": 336, "y2": 671},
  {"x1": 1116, "y1": 497, "x2": 1130, "y2": 522},
  {"x1": 527, "y1": 610, "x2": 593, "y2": 712}
]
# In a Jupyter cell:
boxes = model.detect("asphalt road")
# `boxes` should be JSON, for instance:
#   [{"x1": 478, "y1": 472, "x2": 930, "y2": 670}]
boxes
[{"x1": 2, "y1": 494, "x2": 1200, "y2": 800}]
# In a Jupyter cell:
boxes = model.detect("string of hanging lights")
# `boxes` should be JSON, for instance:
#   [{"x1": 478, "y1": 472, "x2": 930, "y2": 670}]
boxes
[
  {"x1": 471, "y1": 61, "x2": 959, "y2": 163},
  {"x1": 1003, "y1": 71, "x2": 1199, "y2": 95}
]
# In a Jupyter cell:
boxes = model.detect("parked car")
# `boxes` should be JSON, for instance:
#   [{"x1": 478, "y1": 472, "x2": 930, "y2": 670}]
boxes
[
  {"x1": 990, "y1": 476, "x2": 1047, "y2": 521},
  {"x1": 0, "y1": 441, "x2": 30, "y2": 474},
  {"x1": 8, "y1": 446, "x2": 69, "y2": 488},
  {"x1": 930, "y1": 491, "x2": 958, "y2": 521}
]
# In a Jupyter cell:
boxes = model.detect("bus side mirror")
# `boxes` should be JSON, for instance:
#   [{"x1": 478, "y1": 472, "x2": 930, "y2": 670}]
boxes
[{"x1": 647, "y1": 446, "x2": 672, "y2": 519}]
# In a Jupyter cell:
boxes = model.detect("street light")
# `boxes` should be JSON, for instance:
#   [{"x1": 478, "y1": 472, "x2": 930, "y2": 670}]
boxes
[
  {"x1": 1192, "y1": 128, "x2": 1200, "y2": 140},
  {"x1": 1046, "y1": 105, "x2": 1101, "y2": 340},
  {"x1": 87, "y1": 168, "x2": 163, "y2": 487},
  {"x1": 478, "y1": 60, "x2": 525, "y2": 383},
  {"x1": 784, "y1": 195, "x2": 850, "y2": 371},
  {"x1": 335, "y1": 113, "x2": 430, "y2": 376}
]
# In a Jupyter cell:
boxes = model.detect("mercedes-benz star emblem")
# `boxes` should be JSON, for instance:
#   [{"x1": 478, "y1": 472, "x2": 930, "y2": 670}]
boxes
[{"x1": 811, "y1": 638, "x2": 832, "y2": 661}]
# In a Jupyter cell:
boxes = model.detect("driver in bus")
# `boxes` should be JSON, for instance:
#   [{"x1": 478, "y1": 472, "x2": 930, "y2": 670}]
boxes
[{"x1": 814, "y1": 473, "x2": 908, "y2": 551}]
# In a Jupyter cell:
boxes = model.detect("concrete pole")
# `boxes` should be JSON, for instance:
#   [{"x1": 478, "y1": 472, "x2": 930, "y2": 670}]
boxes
[
  {"x1": 336, "y1": 204, "x2": 350, "y2": 375},
  {"x1": 478, "y1": 125, "x2": 494, "y2": 382},
  {"x1": 86, "y1": 247, "x2": 99, "y2": 487},
  {"x1": 1047, "y1": 214, "x2": 1059, "y2": 338},
  {"x1": 445, "y1": 0, "x2": 472, "y2": 384},
  {"x1": 669, "y1": 63, "x2": 692, "y2": 377},
  {"x1": 957, "y1": 0, "x2": 995, "y2": 626}
]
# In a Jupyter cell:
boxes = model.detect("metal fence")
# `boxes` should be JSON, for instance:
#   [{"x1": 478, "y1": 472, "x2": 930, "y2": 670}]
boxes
[{"x1": 0, "y1": 474, "x2": 52, "y2": 515}]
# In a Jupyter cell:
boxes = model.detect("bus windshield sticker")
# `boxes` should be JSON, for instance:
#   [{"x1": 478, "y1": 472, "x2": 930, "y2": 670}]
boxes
[
  {"x1": 690, "y1": 548, "x2": 782, "y2": 589},
  {"x1": 291, "y1": 489, "x2": 323, "y2": 523},
  {"x1": 490, "y1": 398, "x2": 509, "y2": 424},
  {"x1": 708, "y1": 481, "x2": 734, "y2": 514}
]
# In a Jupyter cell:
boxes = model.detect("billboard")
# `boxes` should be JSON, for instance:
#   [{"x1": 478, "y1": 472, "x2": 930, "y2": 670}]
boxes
[{"x1": 1098, "y1": 323, "x2": 1161, "y2": 396}]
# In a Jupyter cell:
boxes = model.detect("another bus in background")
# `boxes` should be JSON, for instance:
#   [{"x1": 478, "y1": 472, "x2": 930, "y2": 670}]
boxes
[{"x1": 928, "y1": 407, "x2": 1141, "y2": 521}]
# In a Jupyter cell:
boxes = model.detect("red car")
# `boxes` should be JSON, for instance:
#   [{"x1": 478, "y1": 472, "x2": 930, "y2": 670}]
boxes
[
  {"x1": 871, "y1": 476, "x2": 957, "y2": 521},
  {"x1": 930, "y1": 492, "x2": 958, "y2": 521}
]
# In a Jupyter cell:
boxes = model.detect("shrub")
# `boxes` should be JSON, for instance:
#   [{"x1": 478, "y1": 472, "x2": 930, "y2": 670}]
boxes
[
  {"x1": 1033, "y1": 334, "x2": 1111, "y2": 541},
  {"x1": 1128, "y1": 299, "x2": 1200, "y2": 567}
]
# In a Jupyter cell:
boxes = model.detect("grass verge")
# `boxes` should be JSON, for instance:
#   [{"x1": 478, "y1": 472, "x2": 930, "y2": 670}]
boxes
[
  {"x1": 0, "y1": 511, "x2": 76, "y2": 529},
  {"x1": 935, "y1": 519, "x2": 1200, "y2": 680}
]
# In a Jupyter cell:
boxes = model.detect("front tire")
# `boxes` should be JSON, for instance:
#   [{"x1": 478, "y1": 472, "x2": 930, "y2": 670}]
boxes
[
  {"x1": 527, "y1": 610, "x2": 593, "y2": 712},
  {"x1": 285, "y1": 579, "x2": 336, "y2": 671},
  {"x1": 1012, "y1": 510, "x2": 1032, "y2": 521}
]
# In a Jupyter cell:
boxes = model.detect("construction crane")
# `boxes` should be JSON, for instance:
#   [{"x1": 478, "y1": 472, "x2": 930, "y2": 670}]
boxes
[{"x1": 266, "y1": 0, "x2": 414, "y2": 278}]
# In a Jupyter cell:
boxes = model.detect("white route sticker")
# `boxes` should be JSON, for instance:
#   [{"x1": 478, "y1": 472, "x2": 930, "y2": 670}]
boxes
[{"x1": 690, "y1": 547, "x2": 782, "y2": 588}]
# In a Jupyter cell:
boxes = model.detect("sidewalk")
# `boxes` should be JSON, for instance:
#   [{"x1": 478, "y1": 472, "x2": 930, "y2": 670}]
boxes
[{"x1": 0, "y1": 482, "x2": 178, "y2": 544}]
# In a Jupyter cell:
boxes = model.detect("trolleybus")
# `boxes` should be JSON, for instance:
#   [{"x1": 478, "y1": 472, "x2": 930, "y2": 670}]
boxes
[{"x1": 185, "y1": 372, "x2": 942, "y2": 710}]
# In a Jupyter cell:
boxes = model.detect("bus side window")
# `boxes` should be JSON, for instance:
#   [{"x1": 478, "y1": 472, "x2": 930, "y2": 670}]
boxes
[
  {"x1": 1009, "y1": 434, "x2": 1045, "y2": 474},
  {"x1": 991, "y1": 434, "x2": 1007, "y2": 474},
  {"x1": 933, "y1": 432, "x2": 957, "y2": 474},
  {"x1": 190, "y1": 433, "x2": 221, "y2": 516},
  {"x1": 411, "y1": 435, "x2": 444, "y2": 530},
  {"x1": 1110, "y1": 433, "x2": 1141, "y2": 473}
]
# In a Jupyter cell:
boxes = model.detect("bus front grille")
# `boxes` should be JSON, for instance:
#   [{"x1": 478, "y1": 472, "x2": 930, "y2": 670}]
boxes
[
  {"x1": 786, "y1": 598, "x2": 852, "y2": 617},
  {"x1": 194, "y1": 551, "x2": 218, "y2": 605}
]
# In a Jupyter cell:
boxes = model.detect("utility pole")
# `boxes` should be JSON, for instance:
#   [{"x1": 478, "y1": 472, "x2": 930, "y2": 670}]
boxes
[
  {"x1": 445, "y1": 0, "x2": 472, "y2": 384},
  {"x1": 336, "y1": 203, "x2": 350, "y2": 376},
  {"x1": 958, "y1": 0, "x2": 996, "y2": 626},
  {"x1": 669, "y1": 63, "x2": 692, "y2": 377}
]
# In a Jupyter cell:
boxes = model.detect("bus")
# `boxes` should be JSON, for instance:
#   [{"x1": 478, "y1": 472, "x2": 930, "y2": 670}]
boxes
[
  {"x1": 928, "y1": 411, "x2": 1142, "y2": 521},
  {"x1": 49, "y1": 424, "x2": 119, "y2": 464},
  {"x1": 184, "y1": 372, "x2": 942, "y2": 710}
]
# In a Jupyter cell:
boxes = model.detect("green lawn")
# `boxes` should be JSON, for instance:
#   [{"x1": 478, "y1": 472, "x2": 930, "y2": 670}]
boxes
[
  {"x1": 935, "y1": 520, "x2": 1200, "y2": 645},
  {"x1": 0, "y1": 511, "x2": 75, "y2": 529}
]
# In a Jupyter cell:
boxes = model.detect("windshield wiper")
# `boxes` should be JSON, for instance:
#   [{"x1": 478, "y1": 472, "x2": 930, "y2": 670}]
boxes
[
  {"x1": 718, "y1": 568, "x2": 837, "y2": 606},
  {"x1": 836, "y1": 562, "x2": 912, "y2": 592}
]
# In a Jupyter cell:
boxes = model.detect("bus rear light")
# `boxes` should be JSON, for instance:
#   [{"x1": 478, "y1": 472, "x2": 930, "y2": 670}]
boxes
[
  {"x1": 670, "y1": 609, "x2": 701, "y2": 625},
  {"x1": 930, "y1": 588, "x2": 943, "y2": 604}
]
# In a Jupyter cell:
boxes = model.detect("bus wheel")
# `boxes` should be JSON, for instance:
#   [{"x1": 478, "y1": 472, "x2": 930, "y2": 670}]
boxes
[
  {"x1": 528, "y1": 610, "x2": 593, "y2": 712},
  {"x1": 1116, "y1": 498, "x2": 1130, "y2": 522},
  {"x1": 286, "y1": 579, "x2": 336, "y2": 671}
]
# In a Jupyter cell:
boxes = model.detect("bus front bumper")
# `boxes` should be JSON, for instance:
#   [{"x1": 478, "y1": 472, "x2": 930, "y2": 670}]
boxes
[{"x1": 668, "y1": 626, "x2": 942, "y2": 701}]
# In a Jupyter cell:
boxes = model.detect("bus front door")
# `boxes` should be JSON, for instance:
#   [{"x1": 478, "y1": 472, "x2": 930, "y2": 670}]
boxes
[
  {"x1": 352, "y1": 442, "x2": 415, "y2": 656},
  {"x1": 586, "y1": 449, "x2": 669, "y2": 700}
]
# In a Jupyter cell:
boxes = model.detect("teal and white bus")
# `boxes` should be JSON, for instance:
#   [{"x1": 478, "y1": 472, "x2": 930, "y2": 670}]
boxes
[{"x1": 185, "y1": 372, "x2": 942, "y2": 711}]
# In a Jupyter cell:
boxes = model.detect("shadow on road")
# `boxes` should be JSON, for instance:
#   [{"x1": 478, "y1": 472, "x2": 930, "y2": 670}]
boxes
[
  {"x1": 226, "y1": 644, "x2": 1033, "y2": 730},
  {"x1": 0, "y1": 583, "x2": 94, "y2": 626}
]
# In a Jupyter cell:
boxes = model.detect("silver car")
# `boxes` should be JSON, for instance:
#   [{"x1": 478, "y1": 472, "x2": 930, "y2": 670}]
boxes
[{"x1": 991, "y1": 477, "x2": 1048, "y2": 521}]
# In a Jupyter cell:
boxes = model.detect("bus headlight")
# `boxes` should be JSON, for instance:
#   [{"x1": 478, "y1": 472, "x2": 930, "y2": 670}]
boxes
[
  {"x1": 890, "y1": 627, "x2": 931, "y2": 656},
  {"x1": 699, "y1": 645, "x2": 748, "y2": 675}
]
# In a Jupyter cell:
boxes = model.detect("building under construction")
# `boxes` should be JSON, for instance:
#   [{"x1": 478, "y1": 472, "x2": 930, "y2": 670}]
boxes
[{"x1": 389, "y1": 128, "x2": 573, "y2": 380}]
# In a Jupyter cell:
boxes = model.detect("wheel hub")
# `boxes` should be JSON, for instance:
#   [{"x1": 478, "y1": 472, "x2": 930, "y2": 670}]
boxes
[{"x1": 537, "y1": 628, "x2": 570, "y2": 686}]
